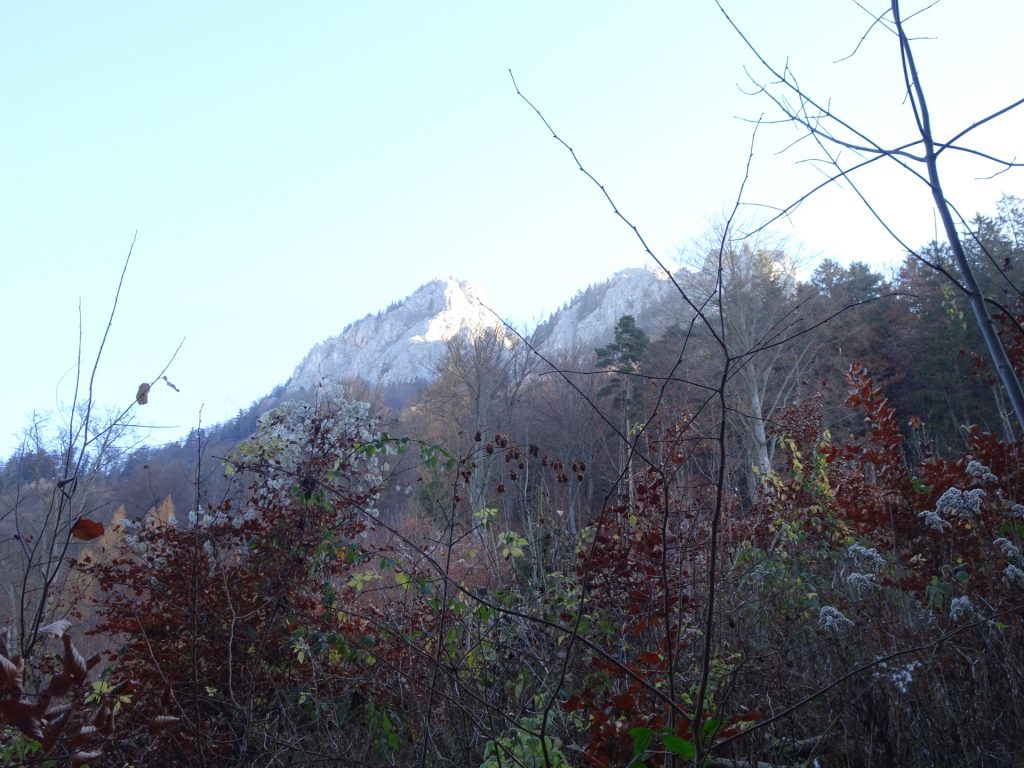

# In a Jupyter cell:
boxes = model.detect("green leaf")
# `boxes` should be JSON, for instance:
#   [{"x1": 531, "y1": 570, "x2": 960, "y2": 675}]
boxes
[
  {"x1": 629, "y1": 727, "x2": 653, "y2": 757},
  {"x1": 661, "y1": 734, "x2": 695, "y2": 760},
  {"x1": 701, "y1": 718, "x2": 722, "y2": 742}
]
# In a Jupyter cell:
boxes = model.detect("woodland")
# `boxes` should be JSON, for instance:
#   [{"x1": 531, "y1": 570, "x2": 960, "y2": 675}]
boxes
[{"x1": 3, "y1": 3, "x2": 1024, "y2": 767}]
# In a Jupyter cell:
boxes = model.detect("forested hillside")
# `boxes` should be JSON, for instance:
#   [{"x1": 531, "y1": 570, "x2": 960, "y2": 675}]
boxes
[{"x1": 2, "y1": 196, "x2": 1024, "y2": 766}]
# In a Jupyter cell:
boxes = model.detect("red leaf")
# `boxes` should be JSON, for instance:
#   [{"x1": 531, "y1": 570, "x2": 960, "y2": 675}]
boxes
[
  {"x1": 612, "y1": 693, "x2": 636, "y2": 710},
  {"x1": 561, "y1": 694, "x2": 583, "y2": 712},
  {"x1": 71, "y1": 519, "x2": 104, "y2": 541}
]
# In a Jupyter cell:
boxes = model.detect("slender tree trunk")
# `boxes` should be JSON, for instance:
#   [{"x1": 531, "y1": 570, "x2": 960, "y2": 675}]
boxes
[{"x1": 894, "y1": 0, "x2": 1024, "y2": 435}]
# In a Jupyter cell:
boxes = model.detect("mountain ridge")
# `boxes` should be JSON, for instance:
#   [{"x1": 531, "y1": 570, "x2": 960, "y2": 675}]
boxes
[{"x1": 284, "y1": 264, "x2": 684, "y2": 399}]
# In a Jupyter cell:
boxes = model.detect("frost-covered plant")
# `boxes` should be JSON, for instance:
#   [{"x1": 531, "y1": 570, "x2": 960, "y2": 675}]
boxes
[
  {"x1": 933, "y1": 487, "x2": 985, "y2": 519},
  {"x1": 227, "y1": 395, "x2": 391, "y2": 518},
  {"x1": 920, "y1": 487, "x2": 986, "y2": 531},
  {"x1": 188, "y1": 504, "x2": 257, "y2": 529},
  {"x1": 966, "y1": 460, "x2": 998, "y2": 483},
  {"x1": 949, "y1": 596, "x2": 973, "y2": 622},
  {"x1": 1004, "y1": 564, "x2": 1024, "y2": 589},
  {"x1": 819, "y1": 606, "x2": 854, "y2": 632},
  {"x1": 919, "y1": 509, "x2": 951, "y2": 532},
  {"x1": 876, "y1": 660, "x2": 921, "y2": 694},
  {"x1": 847, "y1": 545, "x2": 886, "y2": 570},
  {"x1": 993, "y1": 537, "x2": 1023, "y2": 562},
  {"x1": 845, "y1": 572, "x2": 877, "y2": 593},
  {"x1": 993, "y1": 538, "x2": 1024, "y2": 590}
]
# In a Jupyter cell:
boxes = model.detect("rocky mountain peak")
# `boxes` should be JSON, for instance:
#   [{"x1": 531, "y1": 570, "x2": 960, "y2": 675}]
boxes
[
  {"x1": 533, "y1": 265, "x2": 678, "y2": 355},
  {"x1": 285, "y1": 277, "x2": 501, "y2": 393},
  {"x1": 284, "y1": 266, "x2": 684, "y2": 400}
]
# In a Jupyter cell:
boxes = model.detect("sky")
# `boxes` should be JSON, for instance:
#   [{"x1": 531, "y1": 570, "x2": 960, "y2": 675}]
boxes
[{"x1": 2, "y1": 1, "x2": 1022, "y2": 458}]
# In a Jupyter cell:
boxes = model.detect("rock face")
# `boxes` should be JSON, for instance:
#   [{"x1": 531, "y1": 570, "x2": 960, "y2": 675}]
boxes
[
  {"x1": 285, "y1": 278, "x2": 503, "y2": 393},
  {"x1": 285, "y1": 266, "x2": 686, "y2": 397},
  {"x1": 532, "y1": 266, "x2": 679, "y2": 355}
]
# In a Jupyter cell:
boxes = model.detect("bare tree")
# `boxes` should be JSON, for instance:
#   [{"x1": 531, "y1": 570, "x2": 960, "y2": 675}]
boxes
[
  {"x1": 717, "y1": 0, "x2": 1024, "y2": 432},
  {"x1": 0, "y1": 235, "x2": 181, "y2": 659}
]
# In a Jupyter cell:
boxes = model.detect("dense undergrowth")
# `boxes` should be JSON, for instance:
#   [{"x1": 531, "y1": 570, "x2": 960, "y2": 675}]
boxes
[{"x1": 3, "y1": 360, "x2": 1022, "y2": 767}]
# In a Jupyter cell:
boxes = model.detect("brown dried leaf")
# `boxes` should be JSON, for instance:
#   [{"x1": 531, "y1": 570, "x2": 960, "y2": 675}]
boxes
[
  {"x1": 70, "y1": 750, "x2": 104, "y2": 767},
  {"x1": 42, "y1": 701, "x2": 71, "y2": 720},
  {"x1": 108, "y1": 678, "x2": 135, "y2": 697},
  {"x1": 0, "y1": 653, "x2": 22, "y2": 691},
  {"x1": 136, "y1": 382, "x2": 150, "y2": 405},
  {"x1": 149, "y1": 715, "x2": 181, "y2": 736},
  {"x1": 33, "y1": 692, "x2": 52, "y2": 717},
  {"x1": 92, "y1": 699, "x2": 113, "y2": 735},
  {"x1": 0, "y1": 699, "x2": 44, "y2": 742},
  {"x1": 40, "y1": 708, "x2": 69, "y2": 753},
  {"x1": 38, "y1": 619, "x2": 72, "y2": 638},
  {"x1": 62, "y1": 633, "x2": 88, "y2": 684},
  {"x1": 71, "y1": 518, "x2": 104, "y2": 541},
  {"x1": 99, "y1": 706, "x2": 114, "y2": 737},
  {"x1": 45, "y1": 672, "x2": 73, "y2": 697},
  {"x1": 72, "y1": 725, "x2": 98, "y2": 746}
]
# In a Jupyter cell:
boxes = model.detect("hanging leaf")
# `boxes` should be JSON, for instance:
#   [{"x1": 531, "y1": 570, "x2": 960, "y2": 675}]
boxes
[
  {"x1": 135, "y1": 382, "x2": 150, "y2": 405},
  {"x1": 161, "y1": 375, "x2": 180, "y2": 392},
  {"x1": 40, "y1": 708, "x2": 70, "y2": 753},
  {"x1": 71, "y1": 519, "x2": 104, "y2": 541},
  {"x1": 38, "y1": 620, "x2": 71, "y2": 638},
  {"x1": 61, "y1": 633, "x2": 88, "y2": 684},
  {"x1": 0, "y1": 653, "x2": 24, "y2": 691},
  {"x1": 148, "y1": 715, "x2": 181, "y2": 736}
]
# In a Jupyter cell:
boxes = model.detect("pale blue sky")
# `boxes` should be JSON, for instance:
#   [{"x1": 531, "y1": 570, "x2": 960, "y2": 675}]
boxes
[{"x1": 2, "y1": 1, "x2": 1021, "y2": 457}]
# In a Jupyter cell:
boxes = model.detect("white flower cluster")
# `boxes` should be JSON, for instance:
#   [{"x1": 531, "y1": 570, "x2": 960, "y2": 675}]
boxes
[
  {"x1": 819, "y1": 605, "x2": 854, "y2": 633},
  {"x1": 966, "y1": 460, "x2": 998, "y2": 483},
  {"x1": 1005, "y1": 564, "x2": 1024, "y2": 588},
  {"x1": 876, "y1": 660, "x2": 921, "y2": 694},
  {"x1": 845, "y1": 572, "x2": 877, "y2": 589},
  {"x1": 187, "y1": 505, "x2": 258, "y2": 530},
  {"x1": 936, "y1": 487, "x2": 985, "y2": 518},
  {"x1": 920, "y1": 487, "x2": 986, "y2": 531},
  {"x1": 994, "y1": 537, "x2": 1022, "y2": 560},
  {"x1": 1011, "y1": 503, "x2": 1024, "y2": 519},
  {"x1": 232, "y1": 396, "x2": 389, "y2": 517},
  {"x1": 949, "y1": 595, "x2": 974, "y2": 622},
  {"x1": 918, "y1": 510, "x2": 951, "y2": 532},
  {"x1": 116, "y1": 517, "x2": 168, "y2": 566},
  {"x1": 993, "y1": 537, "x2": 1024, "y2": 589},
  {"x1": 847, "y1": 545, "x2": 886, "y2": 570},
  {"x1": 117, "y1": 517, "x2": 143, "y2": 553}
]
